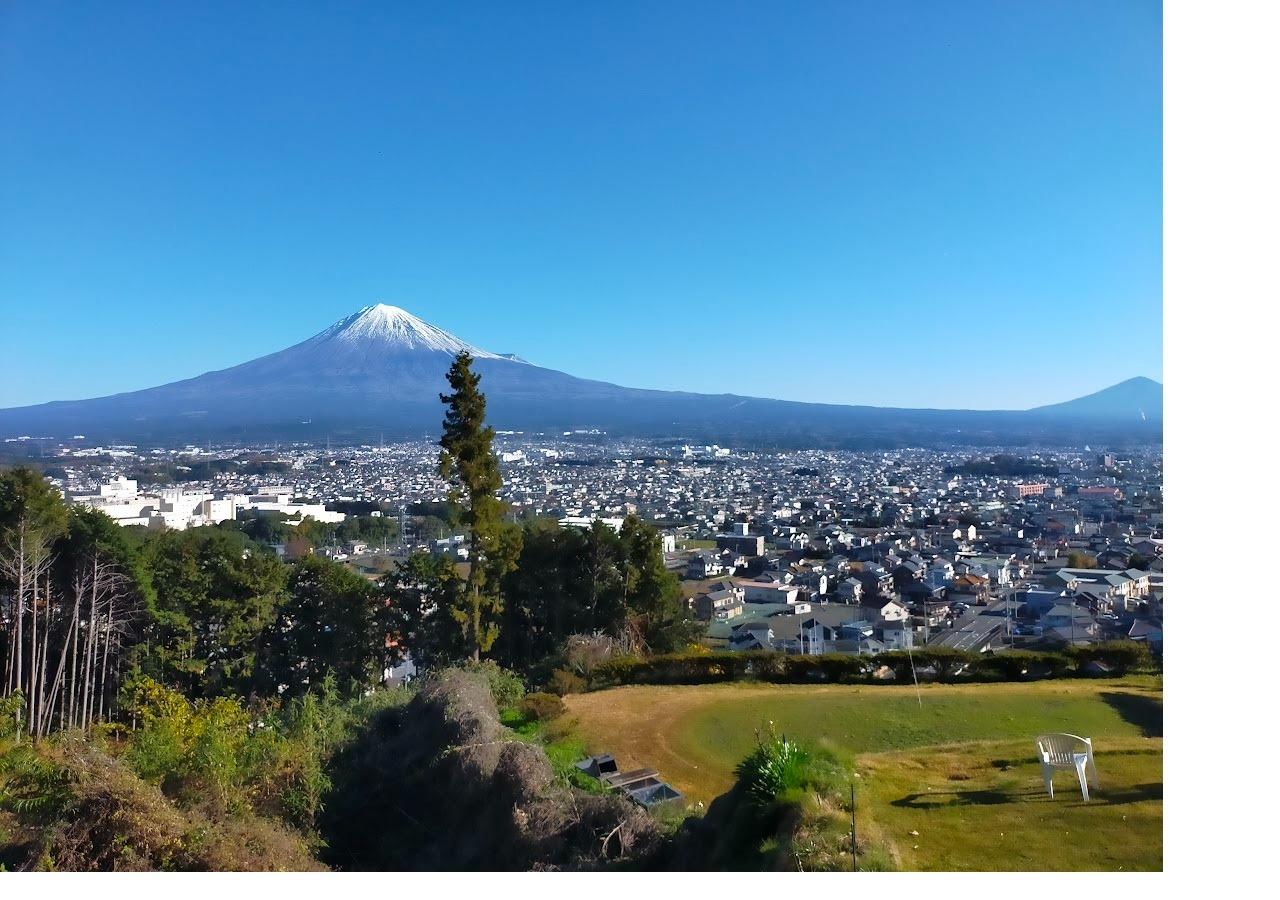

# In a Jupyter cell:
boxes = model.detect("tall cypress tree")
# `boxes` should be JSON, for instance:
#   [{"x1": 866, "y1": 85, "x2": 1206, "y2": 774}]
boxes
[{"x1": 438, "y1": 351, "x2": 521, "y2": 660}]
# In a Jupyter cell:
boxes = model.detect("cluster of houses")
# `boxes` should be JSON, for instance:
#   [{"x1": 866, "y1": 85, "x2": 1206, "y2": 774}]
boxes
[
  {"x1": 685, "y1": 491, "x2": 1163, "y2": 658},
  {"x1": 51, "y1": 441, "x2": 1162, "y2": 661}
]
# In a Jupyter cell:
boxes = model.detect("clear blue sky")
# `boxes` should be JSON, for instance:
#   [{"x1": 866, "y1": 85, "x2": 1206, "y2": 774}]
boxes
[{"x1": 0, "y1": 0, "x2": 1161, "y2": 411}]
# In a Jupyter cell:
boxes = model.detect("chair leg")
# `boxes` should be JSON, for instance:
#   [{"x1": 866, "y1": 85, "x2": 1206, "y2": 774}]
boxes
[
  {"x1": 1075, "y1": 760, "x2": 1090, "y2": 802},
  {"x1": 1042, "y1": 764, "x2": 1054, "y2": 799}
]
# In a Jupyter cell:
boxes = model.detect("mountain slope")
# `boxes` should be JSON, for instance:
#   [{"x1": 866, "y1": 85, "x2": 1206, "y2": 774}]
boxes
[
  {"x1": 0, "y1": 305, "x2": 1162, "y2": 446},
  {"x1": 1030, "y1": 376, "x2": 1162, "y2": 422}
]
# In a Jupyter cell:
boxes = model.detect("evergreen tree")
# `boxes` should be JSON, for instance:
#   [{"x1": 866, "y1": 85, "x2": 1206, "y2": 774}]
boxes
[
  {"x1": 437, "y1": 352, "x2": 522, "y2": 660},
  {"x1": 618, "y1": 516, "x2": 699, "y2": 653}
]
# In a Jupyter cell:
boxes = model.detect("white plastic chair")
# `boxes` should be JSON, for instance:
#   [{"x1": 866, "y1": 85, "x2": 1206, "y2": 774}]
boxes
[{"x1": 1035, "y1": 733, "x2": 1099, "y2": 801}]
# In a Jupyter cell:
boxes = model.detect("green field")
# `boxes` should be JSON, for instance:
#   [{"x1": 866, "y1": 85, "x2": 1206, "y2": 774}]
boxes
[{"x1": 564, "y1": 677, "x2": 1162, "y2": 870}]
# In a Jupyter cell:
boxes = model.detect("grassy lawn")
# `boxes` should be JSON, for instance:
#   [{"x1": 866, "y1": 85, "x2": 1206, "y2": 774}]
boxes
[
  {"x1": 562, "y1": 677, "x2": 1162, "y2": 870},
  {"x1": 854, "y1": 736, "x2": 1161, "y2": 871}
]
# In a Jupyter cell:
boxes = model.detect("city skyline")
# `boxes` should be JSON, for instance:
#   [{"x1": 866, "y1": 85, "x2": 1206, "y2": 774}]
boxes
[{"x1": 1, "y1": 1, "x2": 1161, "y2": 410}]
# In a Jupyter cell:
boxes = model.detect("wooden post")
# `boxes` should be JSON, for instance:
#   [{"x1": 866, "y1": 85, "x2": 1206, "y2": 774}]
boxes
[{"x1": 850, "y1": 786, "x2": 858, "y2": 871}]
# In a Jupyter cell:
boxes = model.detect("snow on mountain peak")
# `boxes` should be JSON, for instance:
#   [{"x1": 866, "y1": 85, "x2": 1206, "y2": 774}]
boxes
[{"x1": 319, "y1": 303, "x2": 505, "y2": 359}]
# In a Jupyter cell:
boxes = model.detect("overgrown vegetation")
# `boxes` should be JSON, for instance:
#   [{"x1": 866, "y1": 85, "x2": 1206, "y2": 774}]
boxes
[
  {"x1": 319, "y1": 666, "x2": 656, "y2": 870},
  {"x1": 0, "y1": 730, "x2": 324, "y2": 871},
  {"x1": 661, "y1": 726, "x2": 861, "y2": 871}
]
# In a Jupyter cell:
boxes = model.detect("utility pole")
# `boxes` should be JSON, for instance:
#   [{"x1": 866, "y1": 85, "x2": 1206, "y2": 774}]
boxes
[{"x1": 1006, "y1": 576, "x2": 1017, "y2": 642}]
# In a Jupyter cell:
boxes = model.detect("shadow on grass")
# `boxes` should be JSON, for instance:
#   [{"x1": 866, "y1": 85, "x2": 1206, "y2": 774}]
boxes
[
  {"x1": 994, "y1": 747, "x2": 1160, "y2": 769},
  {"x1": 1101, "y1": 692, "x2": 1163, "y2": 737},
  {"x1": 892, "y1": 781, "x2": 1162, "y2": 810}
]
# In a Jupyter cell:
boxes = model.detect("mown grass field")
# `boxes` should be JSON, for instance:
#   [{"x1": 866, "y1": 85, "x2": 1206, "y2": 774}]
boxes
[{"x1": 563, "y1": 676, "x2": 1162, "y2": 871}]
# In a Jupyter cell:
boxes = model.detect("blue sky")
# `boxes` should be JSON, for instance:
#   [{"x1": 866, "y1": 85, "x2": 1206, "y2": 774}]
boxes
[{"x1": 0, "y1": 0, "x2": 1161, "y2": 411}]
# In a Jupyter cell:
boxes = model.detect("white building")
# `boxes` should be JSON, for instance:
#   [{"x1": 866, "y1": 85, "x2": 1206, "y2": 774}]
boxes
[
  {"x1": 236, "y1": 487, "x2": 347, "y2": 524},
  {"x1": 67, "y1": 479, "x2": 343, "y2": 532},
  {"x1": 67, "y1": 478, "x2": 238, "y2": 531},
  {"x1": 558, "y1": 515, "x2": 625, "y2": 532}
]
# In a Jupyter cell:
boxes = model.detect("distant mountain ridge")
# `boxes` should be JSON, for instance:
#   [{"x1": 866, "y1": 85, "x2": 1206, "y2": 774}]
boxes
[{"x1": 0, "y1": 304, "x2": 1162, "y2": 447}]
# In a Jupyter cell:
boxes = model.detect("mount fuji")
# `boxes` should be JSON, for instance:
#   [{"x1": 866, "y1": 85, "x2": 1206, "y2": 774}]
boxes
[{"x1": 0, "y1": 304, "x2": 1161, "y2": 447}]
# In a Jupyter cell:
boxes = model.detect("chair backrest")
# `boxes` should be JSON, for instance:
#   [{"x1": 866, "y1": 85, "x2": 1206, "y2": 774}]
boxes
[{"x1": 1036, "y1": 733, "x2": 1090, "y2": 764}]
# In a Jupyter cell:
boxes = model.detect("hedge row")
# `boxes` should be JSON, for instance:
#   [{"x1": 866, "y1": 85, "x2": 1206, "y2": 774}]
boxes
[{"x1": 585, "y1": 641, "x2": 1153, "y2": 689}]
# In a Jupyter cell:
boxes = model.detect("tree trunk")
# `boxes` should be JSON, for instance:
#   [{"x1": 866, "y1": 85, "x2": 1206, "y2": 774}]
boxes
[
  {"x1": 67, "y1": 585, "x2": 81, "y2": 730},
  {"x1": 35, "y1": 571, "x2": 52, "y2": 740},
  {"x1": 81, "y1": 605, "x2": 98, "y2": 731},
  {"x1": 97, "y1": 597, "x2": 114, "y2": 721},
  {"x1": 14, "y1": 524, "x2": 27, "y2": 729},
  {"x1": 40, "y1": 572, "x2": 82, "y2": 737}
]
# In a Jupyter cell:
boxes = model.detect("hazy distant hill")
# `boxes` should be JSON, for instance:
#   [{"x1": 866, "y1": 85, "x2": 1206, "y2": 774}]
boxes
[{"x1": 0, "y1": 304, "x2": 1162, "y2": 447}]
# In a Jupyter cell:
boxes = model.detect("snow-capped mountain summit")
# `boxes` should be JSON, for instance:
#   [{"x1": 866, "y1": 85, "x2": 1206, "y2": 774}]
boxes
[
  {"x1": 0, "y1": 303, "x2": 1161, "y2": 446},
  {"x1": 315, "y1": 303, "x2": 504, "y2": 359}
]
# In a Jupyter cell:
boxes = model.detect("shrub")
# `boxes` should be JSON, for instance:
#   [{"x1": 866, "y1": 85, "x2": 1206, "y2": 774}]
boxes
[
  {"x1": 777, "y1": 654, "x2": 871, "y2": 683},
  {"x1": 1066, "y1": 640, "x2": 1153, "y2": 674},
  {"x1": 911, "y1": 647, "x2": 978, "y2": 681},
  {"x1": 467, "y1": 659, "x2": 526, "y2": 708},
  {"x1": 0, "y1": 741, "x2": 73, "y2": 824},
  {"x1": 120, "y1": 676, "x2": 256, "y2": 808},
  {"x1": 735, "y1": 728, "x2": 813, "y2": 805},
  {"x1": 562, "y1": 633, "x2": 624, "y2": 676},
  {"x1": 519, "y1": 692, "x2": 567, "y2": 723},
  {"x1": 547, "y1": 668, "x2": 586, "y2": 696},
  {"x1": 970, "y1": 650, "x2": 1070, "y2": 680}
]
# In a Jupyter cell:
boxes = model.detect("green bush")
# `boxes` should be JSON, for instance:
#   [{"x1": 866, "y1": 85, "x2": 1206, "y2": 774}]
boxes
[
  {"x1": 735, "y1": 729, "x2": 813, "y2": 805},
  {"x1": 118, "y1": 674, "x2": 404, "y2": 829},
  {"x1": 0, "y1": 741, "x2": 73, "y2": 824},
  {"x1": 519, "y1": 692, "x2": 567, "y2": 722},
  {"x1": 547, "y1": 668, "x2": 586, "y2": 696},
  {"x1": 467, "y1": 659, "x2": 526, "y2": 708}
]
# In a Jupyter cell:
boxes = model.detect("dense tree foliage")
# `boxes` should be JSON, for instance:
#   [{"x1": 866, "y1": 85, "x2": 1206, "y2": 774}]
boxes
[
  {"x1": 226, "y1": 511, "x2": 398, "y2": 551},
  {"x1": 945, "y1": 454, "x2": 1059, "y2": 477},
  {"x1": 138, "y1": 528, "x2": 288, "y2": 699},
  {"x1": 258, "y1": 556, "x2": 380, "y2": 698},
  {"x1": 2, "y1": 469, "x2": 72, "y2": 733},
  {"x1": 380, "y1": 551, "x2": 466, "y2": 668},
  {"x1": 496, "y1": 516, "x2": 698, "y2": 671}
]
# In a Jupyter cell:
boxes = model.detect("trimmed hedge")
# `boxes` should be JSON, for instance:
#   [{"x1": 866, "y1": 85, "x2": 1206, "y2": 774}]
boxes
[{"x1": 586, "y1": 641, "x2": 1154, "y2": 690}]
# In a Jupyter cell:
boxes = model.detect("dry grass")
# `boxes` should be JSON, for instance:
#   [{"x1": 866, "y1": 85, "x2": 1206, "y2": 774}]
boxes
[{"x1": 5, "y1": 740, "x2": 324, "y2": 872}]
